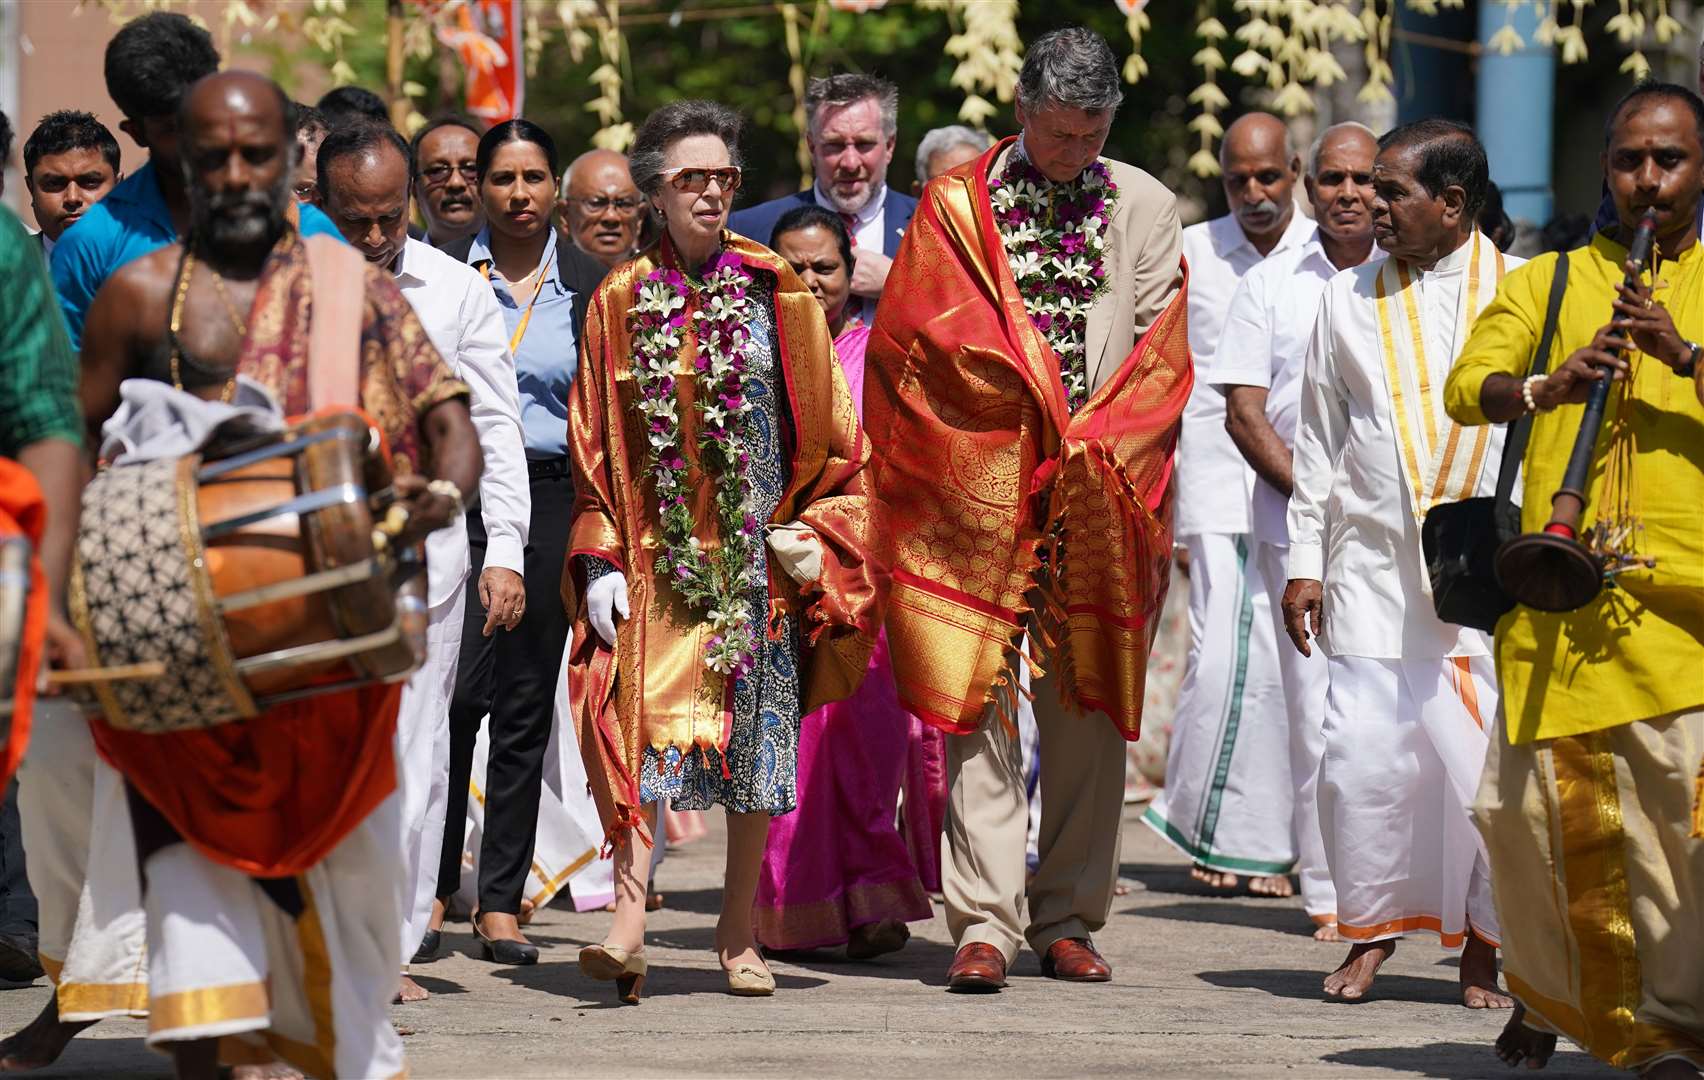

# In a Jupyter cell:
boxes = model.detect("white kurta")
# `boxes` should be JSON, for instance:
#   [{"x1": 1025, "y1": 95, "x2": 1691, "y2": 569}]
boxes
[
  {"x1": 1286, "y1": 234, "x2": 1518, "y2": 945},
  {"x1": 1147, "y1": 212, "x2": 1308, "y2": 879},
  {"x1": 393, "y1": 237, "x2": 530, "y2": 963},
  {"x1": 1202, "y1": 230, "x2": 1383, "y2": 920}
]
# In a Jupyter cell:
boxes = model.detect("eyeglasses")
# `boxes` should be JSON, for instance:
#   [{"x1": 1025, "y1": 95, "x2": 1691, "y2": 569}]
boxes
[
  {"x1": 658, "y1": 166, "x2": 742, "y2": 194},
  {"x1": 419, "y1": 162, "x2": 478, "y2": 186},
  {"x1": 568, "y1": 195, "x2": 645, "y2": 215}
]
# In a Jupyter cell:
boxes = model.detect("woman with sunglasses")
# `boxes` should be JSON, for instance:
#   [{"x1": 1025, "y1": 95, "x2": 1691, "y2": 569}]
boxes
[
  {"x1": 425, "y1": 120, "x2": 609, "y2": 968},
  {"x1": 567, "y1": 100, "x2": 880, "y2": 1002},
  {"x1": 750, "y1": 205, "x2": 933, "y2": 961}
]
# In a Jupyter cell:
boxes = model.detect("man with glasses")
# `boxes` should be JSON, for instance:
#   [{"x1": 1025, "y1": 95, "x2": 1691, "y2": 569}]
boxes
[
  {"x1": 730, "y1": 72, "x2": 915, "y2": 326},
  {"x1": 50, "y1": 12, "x2": 341, "y2": 350},
  {"x1": 558, "y1": 147, "x2": 645, "y2": 269},
  {"x1": 411, "y1": 116, "x2": 484, "y2": 249}
]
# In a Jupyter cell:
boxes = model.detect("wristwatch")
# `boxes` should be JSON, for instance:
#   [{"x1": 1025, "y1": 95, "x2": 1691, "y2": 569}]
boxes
[{"x1": 1678, "y1": 340, "x2": 1701, "y2": 379}]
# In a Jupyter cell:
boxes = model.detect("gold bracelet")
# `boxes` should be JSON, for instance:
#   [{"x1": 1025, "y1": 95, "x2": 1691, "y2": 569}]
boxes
[{"x1": 427, "y1": 479, "x2": 465, "y2": 517}]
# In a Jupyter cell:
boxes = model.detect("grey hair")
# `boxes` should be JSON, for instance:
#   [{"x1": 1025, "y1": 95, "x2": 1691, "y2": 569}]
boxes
[
  {"x1": 913, "y1": 125, "x2": 993, "y2": 183},
  {"x1": 628, "y1": 99, "x2": 745, "y2": 198},
  {"x1": 1015, "y1": 26, "x2": 1124, "y2": 115},
  {"x1": 804, "y1": 73, "x2": 899, "y2": 140},
  {"x1": 1306, "y1": 121, "x2": 1378, "y2": 176}
]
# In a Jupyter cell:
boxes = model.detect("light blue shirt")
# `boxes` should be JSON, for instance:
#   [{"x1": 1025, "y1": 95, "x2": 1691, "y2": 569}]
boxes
[
  {"x1": 50, "y1": 160, "x2": 344, "y2": 351},
  {"x1": 466, "y1": 227, "x2": 576, "y2": 458}
]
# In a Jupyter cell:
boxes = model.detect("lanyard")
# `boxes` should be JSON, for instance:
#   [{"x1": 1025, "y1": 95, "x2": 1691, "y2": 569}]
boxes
[{"x1": 482, "y1": 256, "x2": 550, "y2": 355}]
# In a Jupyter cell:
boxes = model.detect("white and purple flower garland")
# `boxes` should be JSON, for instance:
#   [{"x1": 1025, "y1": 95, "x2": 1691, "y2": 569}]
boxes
[
  {"x1": 628, "y1": 250, "x2": 762, "y2": 677},
  {"x1": 988, "y1": 154, "x2": 1118, "y2": 412}
]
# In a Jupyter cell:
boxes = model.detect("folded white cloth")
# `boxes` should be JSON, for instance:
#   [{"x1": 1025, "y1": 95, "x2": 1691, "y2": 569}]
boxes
[
  {"x1": 765, "y1": 522, "x2": 823, "y2": 587},
  {"x1": 99, "y1": 376, "x2": 283, "y2": 466}
]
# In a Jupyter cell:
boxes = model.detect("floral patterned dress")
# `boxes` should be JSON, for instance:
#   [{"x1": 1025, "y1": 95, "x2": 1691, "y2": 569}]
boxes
[{"x1": 590, "y1": 272, "x2": 803, "y2": 816}]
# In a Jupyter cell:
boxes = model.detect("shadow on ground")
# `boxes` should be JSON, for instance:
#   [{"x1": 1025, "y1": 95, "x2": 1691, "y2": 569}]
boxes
[
  {"x1": 1321, "y1": 1041, "x2": 1607, "y2": 1078},
  {"x1": 28, "y1": 1037, "x2": 166, "y2": 1079},
  {"x1": 1198, "y1": 967, "x2": 1464, "y2": 1006},
  {"x1": 1124, "y1": 899, "x2": 1317, "y2": 936},
  {"x1": 485, "y1": 958, "x2": 830, "y2": 1005}
]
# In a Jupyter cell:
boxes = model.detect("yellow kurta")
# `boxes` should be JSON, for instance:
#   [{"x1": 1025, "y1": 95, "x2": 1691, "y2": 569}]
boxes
[
  {"x1": 563, "y1": 232, "x2": 880, "y2": 847},
  {"x1": 1444, "y1": 234, "x2": 1704, "y2": 744}
]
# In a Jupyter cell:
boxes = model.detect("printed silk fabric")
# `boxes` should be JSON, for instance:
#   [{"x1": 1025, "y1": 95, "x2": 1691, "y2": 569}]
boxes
[
  {"x1": 564, "y1": 233, "x2": 881, "y2": 849},
  {"x1": 864, "y1": 143, "x2": 1192, "y2": 740}
]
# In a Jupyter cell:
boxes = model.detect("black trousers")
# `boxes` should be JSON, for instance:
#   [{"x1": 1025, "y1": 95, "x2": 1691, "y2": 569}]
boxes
[
  {"x1": 435, "y1": 467, "x2": 573, "y2": 915},
  {"x1": 0, "y1": 781, "x2": 36, "y2": 939}
]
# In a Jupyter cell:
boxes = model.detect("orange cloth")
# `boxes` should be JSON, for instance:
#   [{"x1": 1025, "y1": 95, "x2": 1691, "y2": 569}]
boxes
[
  {"x1": 0, "y1": 459, "x2": 47, "y2": 787},
  {"x1": 864, "y1": 149, "x2": 1192, "y2": 740},
  {"x1": 564, "y1": 232, "x2": 881, "y2": 848}
]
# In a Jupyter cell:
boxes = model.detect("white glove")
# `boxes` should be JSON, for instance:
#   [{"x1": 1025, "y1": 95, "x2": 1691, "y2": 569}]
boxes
[
  {"x1": 765, "y1": 523, "x2": 824, "y2": 587},
  {"x1": 586, "y1": 572, "x2": 630, "y2": 647}
]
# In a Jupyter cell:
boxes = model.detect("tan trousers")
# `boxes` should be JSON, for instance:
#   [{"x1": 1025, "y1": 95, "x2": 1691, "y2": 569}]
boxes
[
  {"x1": 945, "y1": 671, "x2": 1127, "y2": 964},
  {"x1": 1474, "y1": 706, "x2": 1704, "y2": 1073}
]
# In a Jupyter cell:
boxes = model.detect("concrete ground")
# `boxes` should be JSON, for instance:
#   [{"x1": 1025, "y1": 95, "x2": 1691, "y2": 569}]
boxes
[{"x1": 0, "y1": 804, "x2": 1611, "y2": 1079}]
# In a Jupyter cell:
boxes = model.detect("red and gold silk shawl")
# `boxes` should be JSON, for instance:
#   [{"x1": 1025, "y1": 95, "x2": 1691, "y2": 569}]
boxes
[
  {"x1": 564, "y1": 232, "x2": 881, "y2": 849},
  {"x1": 864, "y1": 144, "x2": 1192, "y2": 740}
]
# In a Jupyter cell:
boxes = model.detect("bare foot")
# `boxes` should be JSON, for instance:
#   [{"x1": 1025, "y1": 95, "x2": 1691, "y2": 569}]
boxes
[
  {"x1": 0, "y1": 998, "x2": 95, "y2": 1071},
  {"x1": 1190, "y1": 864, "x2": 1240, "y2": 891},
  {"x1": 1642, "y1": 1060, "x2": 1704, "y2": 1078},
  {"x1": 1323, "y1": 940, "x2": 1395, "y2": 1001},
  {"x1": 1460, "y1": 934, "x2": 1515, "y2": 1009},
  {"x1": 1495, "y1": 1004, "x2": 1556, "y2": 1070},
  {"x1": 601, "y1": 893, "x2": 664, "y2": 913},
  {"x1": 517, "y1": 898, "x2": 536, "y2": 927},
  {"x1": 1313, "y1": 919, "x2": 1343, "y2": 942},
  {"x1": 1249, "y1": 875, "x2": 1295, "y2": 898},
  {"x1": 394, "y1": 974, "x2": 429, "y2": 1004}
]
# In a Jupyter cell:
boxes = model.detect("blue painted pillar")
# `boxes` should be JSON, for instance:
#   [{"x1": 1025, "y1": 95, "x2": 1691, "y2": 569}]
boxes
[{"x1": 1477, "y1": 1, "x2": 1555, "y2": 224}]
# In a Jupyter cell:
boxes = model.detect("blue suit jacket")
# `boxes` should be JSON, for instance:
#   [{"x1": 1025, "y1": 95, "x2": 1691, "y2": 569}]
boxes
[{"x1": 728, "y1": 187, "x2": 917, "y2": 257}]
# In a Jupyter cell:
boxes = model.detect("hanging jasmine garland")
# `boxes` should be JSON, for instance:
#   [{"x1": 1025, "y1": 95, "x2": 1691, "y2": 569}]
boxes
[
  {"x1": 628, "y1": 250, "x2": 763, "y2": 677},
  {"x1": 988, "y1": 154, "x2": 1118, "y2": 412}
]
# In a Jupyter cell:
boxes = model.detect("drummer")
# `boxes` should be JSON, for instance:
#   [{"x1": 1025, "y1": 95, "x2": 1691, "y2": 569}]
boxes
[{"x1": 76, "y1": 71, "x2": 480, "y2": 1080}]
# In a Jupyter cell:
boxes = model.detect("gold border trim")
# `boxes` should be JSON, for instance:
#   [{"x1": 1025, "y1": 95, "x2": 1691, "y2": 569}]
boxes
[{"x1": 150, "y1": 980, "x2": 268, "y2": 1033}]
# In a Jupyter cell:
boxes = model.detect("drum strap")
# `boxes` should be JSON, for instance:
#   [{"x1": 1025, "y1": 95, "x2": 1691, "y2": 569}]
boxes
[{"x1": 304, "y1": 235, "x2": 368, "y2": 411}]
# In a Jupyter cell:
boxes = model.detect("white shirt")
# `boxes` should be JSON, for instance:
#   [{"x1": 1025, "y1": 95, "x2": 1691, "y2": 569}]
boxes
[
  {"x1": 1207, "y1": 229, "x2": 1384, "y2": 546},
  {"x1": 393, "y1": 237, "x2": 531, "y2": 604},
  {"x1": 812, "y1": 180, "x2": 894, "y2": 326},
  {"x1": 1174, "y1": 210, "x2": 1313, "y2": 537},
  {"x1": 1286, "y1": 238, "x2": 1520, "y2": 660}
]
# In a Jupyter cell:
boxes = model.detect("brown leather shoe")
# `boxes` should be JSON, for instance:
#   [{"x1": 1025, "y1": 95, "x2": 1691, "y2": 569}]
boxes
[
  {"x1": 946, "y1": 943, "x2": 1007, "y2": 992},
  {"x1": 1040, "y1": 937, "x2": 1111, "y2": 982}
]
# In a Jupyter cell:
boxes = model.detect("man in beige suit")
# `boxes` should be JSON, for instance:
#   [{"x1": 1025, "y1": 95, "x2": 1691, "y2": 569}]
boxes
[{"x1": 866, "y1": 24, "x2": 1188, "y2": 993}]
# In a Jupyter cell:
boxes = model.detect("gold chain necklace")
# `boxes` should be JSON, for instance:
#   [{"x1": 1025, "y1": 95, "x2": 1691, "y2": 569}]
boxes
[{"x1": 168, "y1": 248, "x2": 241, "y2": 404}]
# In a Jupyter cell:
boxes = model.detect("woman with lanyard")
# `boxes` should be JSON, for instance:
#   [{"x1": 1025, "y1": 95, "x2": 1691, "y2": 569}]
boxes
[{"x1": 425, "y1": 119, "x2": 607, "y2": 966}]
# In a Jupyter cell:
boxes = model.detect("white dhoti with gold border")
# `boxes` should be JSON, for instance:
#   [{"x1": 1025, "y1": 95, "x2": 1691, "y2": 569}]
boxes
[
  {"x1": 1321, "y1": 654, "x2": 1499, "y2": 947},
  {"x1": 17, "y1": 697, "x2": 148, "y2": 1020},
  {"x1": 142, "y1": 795, "x2": 406, "y2": 1080}
]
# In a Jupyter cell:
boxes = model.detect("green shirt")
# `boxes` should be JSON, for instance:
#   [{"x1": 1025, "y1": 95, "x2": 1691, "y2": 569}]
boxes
[{"x1": 0, "y1": 207, "x2": 82, "y2": 457}]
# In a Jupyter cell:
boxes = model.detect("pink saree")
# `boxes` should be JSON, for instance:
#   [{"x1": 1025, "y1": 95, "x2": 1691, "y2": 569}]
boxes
[{"x1": 753, "y1": 324, "x2": 933, "y2": 949}]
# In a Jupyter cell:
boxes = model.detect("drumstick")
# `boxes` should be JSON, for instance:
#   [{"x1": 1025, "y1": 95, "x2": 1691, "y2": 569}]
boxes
[{"x1": 46, "y1": 661, "x2": 167, "y2": 686}]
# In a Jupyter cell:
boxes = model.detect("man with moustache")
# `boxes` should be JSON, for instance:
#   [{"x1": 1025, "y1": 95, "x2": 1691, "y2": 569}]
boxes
[
  {"x1": 23, "y1": 111, "x2": 121, "y2": 254},
  {"x1": 1283, "y1": 119, "x2": 1517, "y2": 1009},
  {"x1": 51, "y1": 12, "x2": 342, "y2": 351},
  {"x1": 730, "y1": 73, "x2": 915, "y2": 326},
  {"x1": 868, "y1": 26, "x2": 1187, "y2": 992},
  {"x1": 289, "y1": 103, "x2": 327, "y2": 204},
  {"x1": 411, "y1": 116, "x2": 484, "y2": 248},
  {"x1": 76, "y1": 70, "x2": 479, "y2": 1078},
  {"x1": 1447, "y1": 83, "x2": 1704, "y2": 1076},
  {"x1": 558, "y1": 147, "x2": 645, "y2": 269},
  {"x1": 314, "y1": 118, "x2": 530, "y2": 1005},
  {"x1": 1158, "y1": 122, "x2": 1379, "y2": 940},
  {"x1": 1158, "y1": 111, "x2": 1308, "y2": 903}
]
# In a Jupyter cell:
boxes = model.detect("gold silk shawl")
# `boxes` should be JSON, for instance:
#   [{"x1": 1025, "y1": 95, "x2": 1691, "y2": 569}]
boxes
[
  {"x1": 865, "y1": 143, "x2": 1192, "y2": 741},
  {"x1": 564, "y1": 232, "x2": 880, "y2": 848}
]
